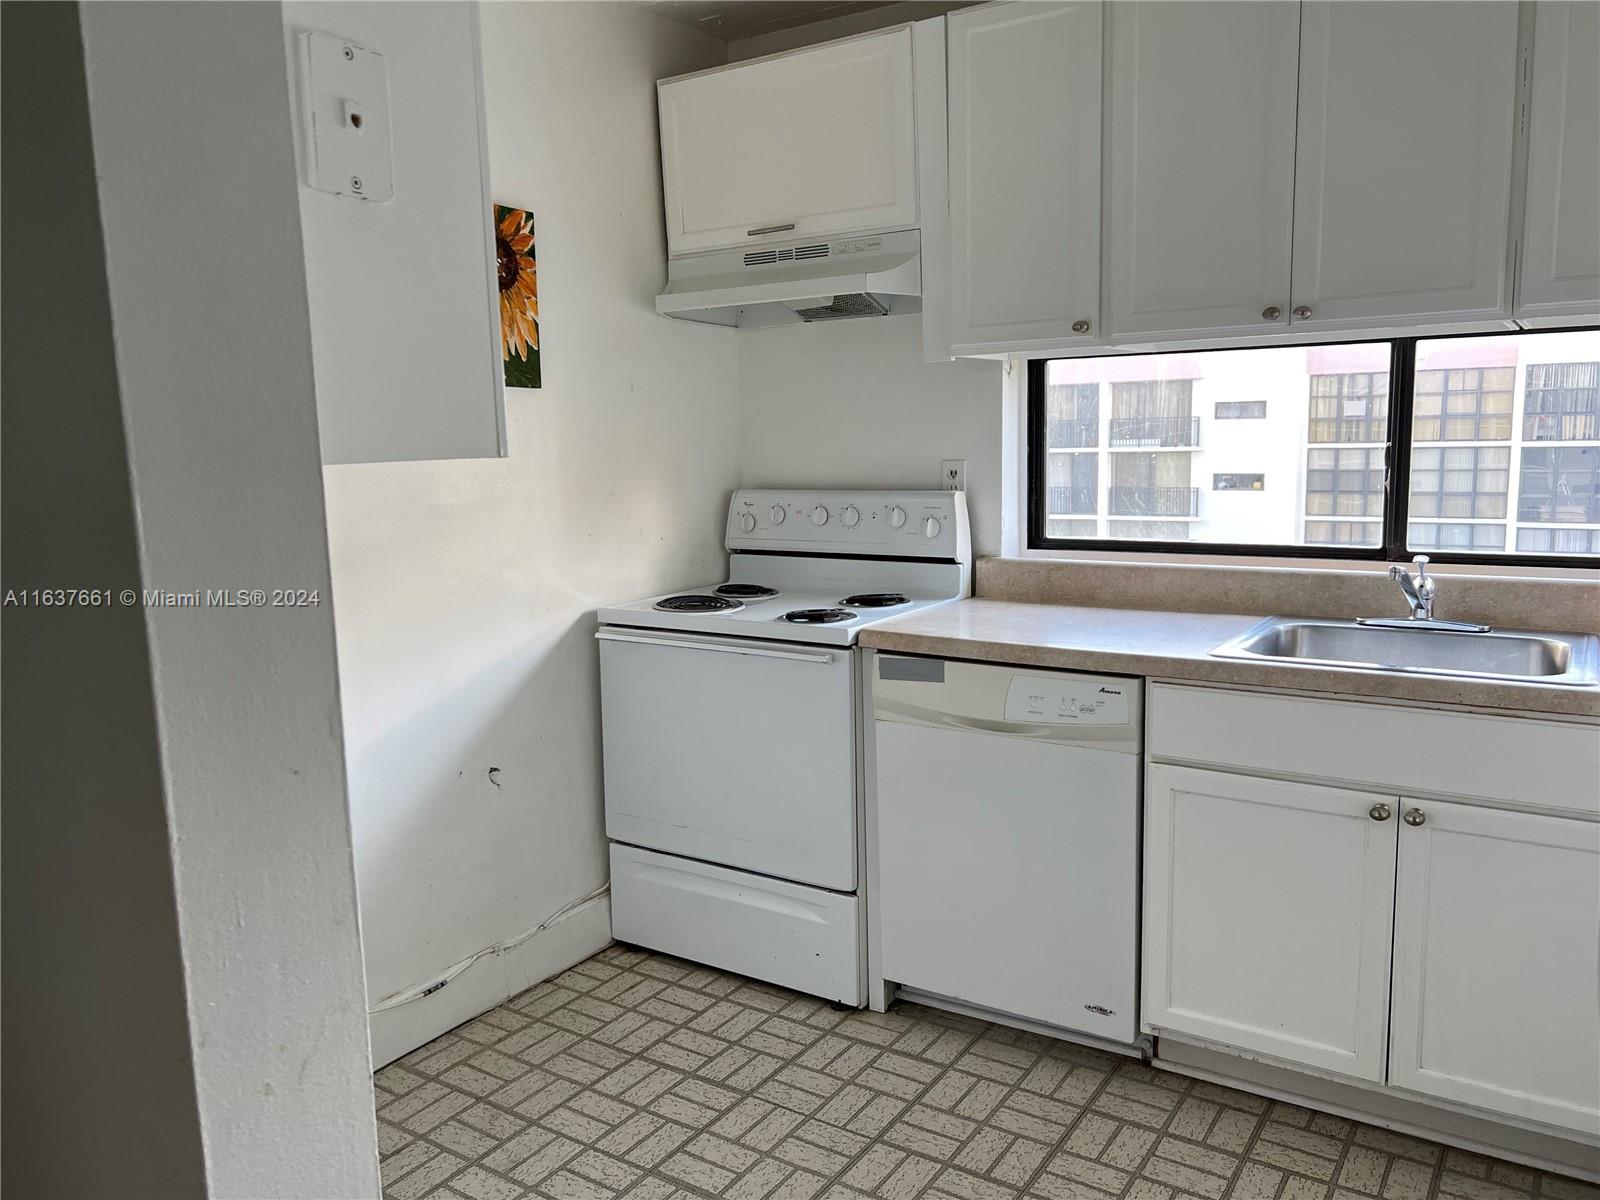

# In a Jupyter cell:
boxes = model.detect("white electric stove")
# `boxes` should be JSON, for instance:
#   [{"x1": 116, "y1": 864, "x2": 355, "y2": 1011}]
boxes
[{"x1": 596, "y1": 489, "x2": 971, "y2": 1005}]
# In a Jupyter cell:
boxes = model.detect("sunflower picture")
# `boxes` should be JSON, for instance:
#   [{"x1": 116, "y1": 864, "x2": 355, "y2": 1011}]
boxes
[{"x1": 494, "y1": 204, "x2": 540, "y2": 389}]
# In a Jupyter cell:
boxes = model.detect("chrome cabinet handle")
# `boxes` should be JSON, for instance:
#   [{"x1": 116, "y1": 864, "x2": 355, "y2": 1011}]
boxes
[
  {"x1": 747, "y1": 223, "x2": 796, "y2": 237},
  {"x1": 1261, "y1": 305, "x2": 1282, "y2": 321},
  {"x1": 1403, "y1": 808, "x2": 1426, "y2": 827},
  {"x1": 1292, "y1": 305, "x2": 1313, "y2": 320},
  {"x1": 1071, "y1": 319, "x2": 1091, "y2": 334},
  {"x1": 1369, "y1": 803, "x2": 1393, "y2": 822}
]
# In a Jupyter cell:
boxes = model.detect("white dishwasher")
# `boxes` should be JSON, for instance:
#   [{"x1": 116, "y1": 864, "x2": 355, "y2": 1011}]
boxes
[{"x1": 871, "y1": 653, "x2": 1142, "y2": 1050}]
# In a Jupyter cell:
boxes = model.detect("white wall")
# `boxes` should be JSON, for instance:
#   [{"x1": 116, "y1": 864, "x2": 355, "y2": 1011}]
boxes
[
  {"x1": 737, "y1": 315, "x2": 1005, "y2": 556},
  {"x1": 324, "y1": 1, "x2": 740, "y2": 1065},
  {"x1": 2, "y1": 3, "x2": 379, "y2": 1194}
]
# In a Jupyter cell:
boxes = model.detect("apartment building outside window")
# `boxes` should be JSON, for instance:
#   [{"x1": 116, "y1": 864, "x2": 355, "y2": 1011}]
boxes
[{"x1": 1028, "y1": 329, "x2": 1600, "y2": 563}]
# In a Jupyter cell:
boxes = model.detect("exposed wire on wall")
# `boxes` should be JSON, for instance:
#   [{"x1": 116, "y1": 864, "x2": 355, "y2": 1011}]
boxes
[{"x1": 367, "y1": 882, "x2": 611, "y2": 1014}]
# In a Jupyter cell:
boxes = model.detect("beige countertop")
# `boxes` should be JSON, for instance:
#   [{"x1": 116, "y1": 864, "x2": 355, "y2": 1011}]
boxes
[{"x1": 859, "y1": 599, "x2": 1600, "y2": 720}]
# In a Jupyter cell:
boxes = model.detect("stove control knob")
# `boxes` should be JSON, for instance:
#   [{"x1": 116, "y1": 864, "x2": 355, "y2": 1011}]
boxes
[
  {"x1": 924, "y1": 516, "x2": 942, "y2": 539},
  {"x1": 840, "y1": 505, "x2": 861, "y2": 528},
  {"x1": 810, "y1": 505, "x2": 830, "y2": 526},
  {"x1": 738, "y1": 511, "x2": 757, "y2": 533},
  {"x1": 889, "y1": 506, "x2": 907, "y2": 529},
  {"x1": 769, "y1": 505, "x2": 786, "y2": 525}
]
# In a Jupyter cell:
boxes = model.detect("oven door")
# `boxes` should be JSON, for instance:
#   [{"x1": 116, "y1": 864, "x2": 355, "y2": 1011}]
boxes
[{"x1": 598, "y1": 628, "x2": 857, "y2": 891}]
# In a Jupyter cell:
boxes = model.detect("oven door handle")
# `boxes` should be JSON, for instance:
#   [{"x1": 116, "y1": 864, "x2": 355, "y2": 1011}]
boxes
[{"x1": 595, "y1": 630, "x2": 838, "y2": 664}]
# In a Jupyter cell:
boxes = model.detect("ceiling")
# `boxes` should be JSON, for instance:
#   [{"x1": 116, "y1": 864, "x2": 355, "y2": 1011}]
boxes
[{"x1": 646, "y1": 1, "x2": 907, "y2": 42}]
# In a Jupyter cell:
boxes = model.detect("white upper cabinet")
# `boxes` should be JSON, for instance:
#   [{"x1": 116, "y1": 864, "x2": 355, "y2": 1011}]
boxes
[
  {"x1": 287, "y1": 2, "x2": 505, "y2": 465},
  {"x1": 1389, "y1": 802, "x2": 1600, "y2": 1137},
  {"x1": 1289, "y1": 2, "x2": 1520, "y2": 329},
  {"x1": 947, "y1": 1, "x2": 1102, "y2": 352},
  {"x1": 657, "y1": 29, "x2": 917, "y2": 258},
  {"x1": 1518, "y1": 0, "x2": 1600, "y2": 323},
  {"x1": 1105, "y1": 2, "x2": 1300, "y2": 340},
  {"x1": 1142, "y1": 764, "x2": 1398, "y2": 1083}
]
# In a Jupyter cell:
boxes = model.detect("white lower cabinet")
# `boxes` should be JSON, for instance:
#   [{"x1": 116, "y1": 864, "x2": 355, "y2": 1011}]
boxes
[
  {"x1": 1142, "y1": 764, "x2": 1398, "y2": 1082},
  {"x1": 1145, "y1": 687, "x2": 1600, "y2": 1139},
  {"x1": 1389, "y1": 802, "x2": 1600, "y2": 1137}
]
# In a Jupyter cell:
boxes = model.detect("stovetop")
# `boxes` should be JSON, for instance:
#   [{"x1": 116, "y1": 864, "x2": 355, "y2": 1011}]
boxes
[
  {"x1": 598, "y1": 490, "x2": 972, "y2": 646},
  {"x1": 600, "y1": 572, "x2": 964, "y2": 645}
]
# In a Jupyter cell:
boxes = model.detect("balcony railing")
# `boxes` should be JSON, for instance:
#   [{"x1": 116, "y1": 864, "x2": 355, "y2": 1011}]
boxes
[
  {"x1": 1518, "y1": 494, "x2": 1600, "y2": 524},
  {"x1": 1046, "y1": 485, "x2": 1097, "y2": 515},
  {"x1": 1046, "y1": 418, "x2": 1098, "y2": 448},
  {"x1": 1108, "y1": 416, "x2": 1200, "y2": 448},
  {"x1": 1109, "y1": 485, "x2": 1200, "y2": 517}
]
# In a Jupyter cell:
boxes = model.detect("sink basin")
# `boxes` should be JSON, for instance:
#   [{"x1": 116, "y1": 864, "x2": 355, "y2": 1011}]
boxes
[{"x1": 1211, "y1": 617, "x2": 1600, "y2": 687}]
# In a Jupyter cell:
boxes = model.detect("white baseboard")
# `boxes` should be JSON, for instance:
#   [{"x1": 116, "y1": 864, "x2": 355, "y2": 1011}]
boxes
[{"x1": 368, "y1": 896, "x2": 612, "y2": 1068}]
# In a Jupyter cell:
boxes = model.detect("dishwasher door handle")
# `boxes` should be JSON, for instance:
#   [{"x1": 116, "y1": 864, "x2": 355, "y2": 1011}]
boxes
[
  {"x1": 873, "y1": 699, "x2": 1140, "y2": 752},
  {"x1": 596, "y1": 630, "x2": 837, "y2": 665}
]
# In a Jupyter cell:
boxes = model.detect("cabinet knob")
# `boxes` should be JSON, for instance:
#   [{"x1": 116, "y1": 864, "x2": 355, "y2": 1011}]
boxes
[
  {"x1": 1071, "y1": 319, "x2": 1091, "y2": 335},
  {"x1": 1292, "y1": 305, "x2": 1313, "y2": 320},
  {"x1": 1403, "y1": 808, "x2": 1426, "y2": 826},
  {"x1": 1368, "y1": 803, "x2": 1392, "y2": 822},
  {"x1": 1261, "y1": 305, "x2": 1282, "y2": 321}
]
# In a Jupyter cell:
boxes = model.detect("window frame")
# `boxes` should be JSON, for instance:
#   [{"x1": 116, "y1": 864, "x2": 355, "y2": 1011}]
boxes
[{"x1": 1025, "y1": 327, "x2": 1600, "y2": 569}]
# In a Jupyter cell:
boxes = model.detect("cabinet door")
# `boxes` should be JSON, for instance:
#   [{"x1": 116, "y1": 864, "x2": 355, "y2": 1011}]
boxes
[
  {"x1": 948, "y1": 2, "x2": 1101, "y2": 352},
  {"x1": 1143, "y1": 764, "x2": 1398, "y2": 1081},
  {"x1": 1290, "y1": 2, "x2": 1519, "y2": 328},
  {"x1": 657, "y1": 28, "x2": 917, "y2": 257},
  {"x1": 1390, "y1": 802, "x2": 1600, "y2": 1136},
  {"x1": 289, "y1": 2, "x2": 507, "y2": 464},
  {"x1": 1519, "y1": 1, "x2": 1600, "y2": 323},
  {"x1": 1105, "y1": 2, "x2": 1299, "y2": 340}
]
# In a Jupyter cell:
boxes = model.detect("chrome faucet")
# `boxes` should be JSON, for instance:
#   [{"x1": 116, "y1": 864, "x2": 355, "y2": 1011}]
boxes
[
  {"x1": 1357, "y1": 555, "x2": 1490, "y2": 633},
  {"x1": 1389, "y1": 554, "x2": 1437, "y2": 621}
]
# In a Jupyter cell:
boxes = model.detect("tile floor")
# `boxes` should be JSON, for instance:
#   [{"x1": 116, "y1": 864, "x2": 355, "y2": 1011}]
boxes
[{"x1": 374, "y1": 945, "x2": 1596, "y2": 1200}]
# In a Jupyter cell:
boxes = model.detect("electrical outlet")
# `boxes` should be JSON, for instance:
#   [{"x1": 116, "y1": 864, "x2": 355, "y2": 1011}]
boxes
[{"x1": 941, "y1": 459, "x2": 967, "y2": 492}]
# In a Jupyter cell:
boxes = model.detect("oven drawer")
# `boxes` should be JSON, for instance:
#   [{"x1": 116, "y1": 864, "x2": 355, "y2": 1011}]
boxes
[
  {"x1": 598, "y1": 628, "x2": 858, "y2": 890},
  {"x1": 610, "y1": 844, "x2": 863, "y2": 1005}
]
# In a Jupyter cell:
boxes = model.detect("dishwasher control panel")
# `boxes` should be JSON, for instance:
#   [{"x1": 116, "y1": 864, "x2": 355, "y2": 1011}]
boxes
[{"x1": 1003, "y1": 675, "x2": 1131, "y2": 725}]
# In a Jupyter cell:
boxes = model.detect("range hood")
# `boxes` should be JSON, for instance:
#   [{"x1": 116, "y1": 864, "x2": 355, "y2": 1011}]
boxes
[{"x1": 656, "y1": 229, "x2": 920, "y2": 328}]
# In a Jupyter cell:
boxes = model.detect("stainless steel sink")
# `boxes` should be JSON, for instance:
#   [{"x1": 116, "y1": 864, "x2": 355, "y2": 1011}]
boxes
[{"x1": 1211, "y1": 617, "x2": 1600, "y2": 687}]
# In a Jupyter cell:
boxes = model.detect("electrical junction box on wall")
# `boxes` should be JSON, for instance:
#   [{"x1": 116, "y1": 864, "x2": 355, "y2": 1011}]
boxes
[{"x1": 297, "y1": 30, "x2": 393, "y2": 202}]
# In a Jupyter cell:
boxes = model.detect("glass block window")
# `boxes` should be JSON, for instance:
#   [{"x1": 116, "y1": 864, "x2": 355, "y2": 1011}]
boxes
[
  {"x1": 1516, "y1": 526, "x2": 1598, "y2": 555},
  {"x1": 1408, "y1": 522, "x2": 1507, "y2": 551},
  {"x1": 1408, "y1": 446, "x2": 1510, "y2": 520},
  {"x1": 1411, "y1": 367, "x2": 1514, "y2": 441},
  {"x1": 1305, "y1": 448, "x2": 1385, "y2": 517},
  {"x1": 1304, "y1": 521, "x2": 1382, "y2": 547},
  {"x1": 1309, "y1": 372, "x2": 1389, "y2": 444}
]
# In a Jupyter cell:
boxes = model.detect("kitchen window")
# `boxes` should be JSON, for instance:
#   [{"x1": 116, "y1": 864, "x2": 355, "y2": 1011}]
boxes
[{"x1": 1027, "y1": 329, "x2": 1600, "y2": 564}]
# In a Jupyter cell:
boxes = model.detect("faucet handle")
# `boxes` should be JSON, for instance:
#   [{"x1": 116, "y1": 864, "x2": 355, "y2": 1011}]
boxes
[{"x1": 1412, "y1": 555, "x2": 1434, "y2": 594}]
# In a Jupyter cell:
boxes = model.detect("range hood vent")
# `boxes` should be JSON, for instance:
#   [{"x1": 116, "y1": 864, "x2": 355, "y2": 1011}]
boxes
[
  {"x1": 744, "y1": 243, "x2": 831, "y2": 267},
  {"x1": 658, "y1": 229, "x2": 920, "y2": 328},
  {"x1": 786, "y1": 293, "x2": 891, "y2": 322}
]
